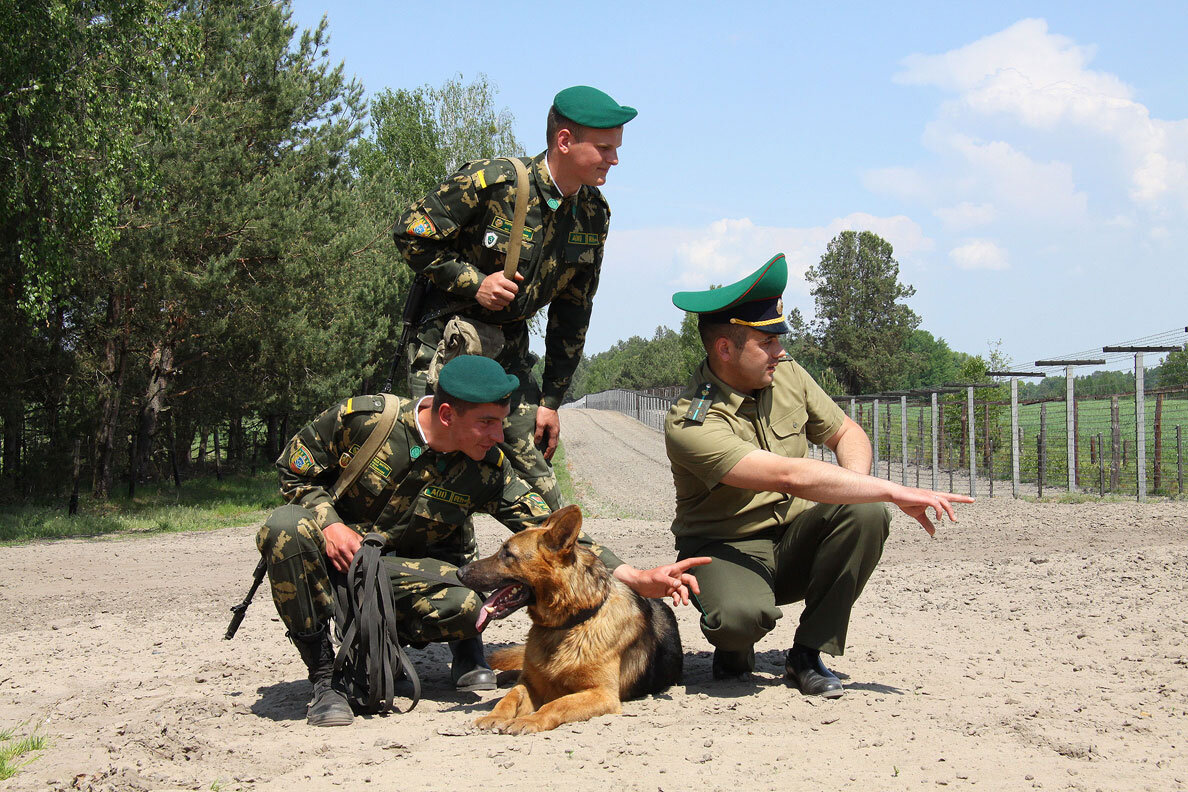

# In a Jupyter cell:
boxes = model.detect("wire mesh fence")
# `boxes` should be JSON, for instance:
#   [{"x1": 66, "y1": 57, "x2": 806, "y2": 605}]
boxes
[{"x1": 572, "y1": 385, "x2": 1188, "y2": 499}]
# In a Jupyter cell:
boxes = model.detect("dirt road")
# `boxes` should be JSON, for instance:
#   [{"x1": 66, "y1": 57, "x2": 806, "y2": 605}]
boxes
[{"x1": 1, "y1": 408, "x2": 1185, "y2": 791}]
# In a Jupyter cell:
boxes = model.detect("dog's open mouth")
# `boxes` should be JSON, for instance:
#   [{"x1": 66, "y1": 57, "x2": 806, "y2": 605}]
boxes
[{"x1": 474, "y1": 582, "x2": 534, "y2": 632}]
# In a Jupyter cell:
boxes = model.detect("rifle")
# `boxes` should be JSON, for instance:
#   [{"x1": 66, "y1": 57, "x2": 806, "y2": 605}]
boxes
[
  {"x1": 384, "y1": 274, "x2": 431, "y2": 391},
  {"x1": 224, "y1": 558, "x2": 268, "y2": 640}
]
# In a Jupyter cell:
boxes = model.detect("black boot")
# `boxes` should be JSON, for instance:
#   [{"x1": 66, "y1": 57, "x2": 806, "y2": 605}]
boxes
[
  {"x1": 292, "y1": 629, "x2": 355, "y2": 726},
  {"x1": 449, "y1": 636, "x2": 496, "y2": 691},
  {"x1": 785, "y1": 644, "x2": 844, "y2": 698},
  {"x1": 711, "y1": 646, "x2": 755, "y2": 679}
]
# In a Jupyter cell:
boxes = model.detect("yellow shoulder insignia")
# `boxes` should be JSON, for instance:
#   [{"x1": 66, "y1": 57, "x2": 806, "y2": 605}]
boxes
[{"x1": 343, "y1": 395, "x2": 384, "y2": 416}]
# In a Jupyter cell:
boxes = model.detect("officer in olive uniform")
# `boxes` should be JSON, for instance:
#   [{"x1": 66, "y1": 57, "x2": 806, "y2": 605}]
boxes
[
  {"x1": 664, "y1": 255, "x2": 973, "y2": 697},
  {"x1": 393, "y1": 85, "x2": 637, "y2": 512},
  {"x1": 261, "y1": 356, "x2": 705, "y2": 726}
]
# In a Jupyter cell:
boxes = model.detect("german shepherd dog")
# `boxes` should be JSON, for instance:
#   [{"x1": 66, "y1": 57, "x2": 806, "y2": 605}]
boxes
[{"x1": 456, "y1": 505, "x2": 682, "y2": 734}]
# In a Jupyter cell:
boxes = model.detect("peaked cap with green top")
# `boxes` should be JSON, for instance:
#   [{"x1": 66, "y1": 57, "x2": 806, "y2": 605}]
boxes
[
  {"x1": 437, "y1": 355, "x2": 519, "y2": 403},
  {"x1": 552, "y1": 85, "x2": 637, "y2": 129},
  {"x1": 672, "y1": 253, "x2": 791, "y2": 334}
]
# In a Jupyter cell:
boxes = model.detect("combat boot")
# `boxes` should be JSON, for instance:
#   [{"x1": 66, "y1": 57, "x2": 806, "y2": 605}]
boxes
[
  {"x1": 292, "y1": 628, "x2": 355, "y2": 726},
  {"x1": 449, "y1": 636, "x2": 496, "y2": 691}
]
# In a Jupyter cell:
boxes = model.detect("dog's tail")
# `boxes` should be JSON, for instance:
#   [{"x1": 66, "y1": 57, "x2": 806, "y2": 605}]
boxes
[{"x1": 489, "y1": 645, "x2": 524, "y2": 671}]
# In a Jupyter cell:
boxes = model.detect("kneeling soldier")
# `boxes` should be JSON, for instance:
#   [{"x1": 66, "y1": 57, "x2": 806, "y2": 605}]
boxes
[{"x1": 259, "y1": 355, "x2": 706, "y2": 725}]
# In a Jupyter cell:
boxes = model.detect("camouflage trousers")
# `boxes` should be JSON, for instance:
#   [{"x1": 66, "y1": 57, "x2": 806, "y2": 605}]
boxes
[
  {"x1": 408, "y1": 317, "x2": 562, "y2": 510},
  {"x1": 256, "y1": 504, "x2": 485, "y2": 644}
]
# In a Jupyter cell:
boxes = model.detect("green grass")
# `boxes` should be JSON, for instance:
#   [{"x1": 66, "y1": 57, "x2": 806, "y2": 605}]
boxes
[
  {"x1": 0, "y1": 473, "x2": 281, "y2": 545},
  {"x1": 0, "y1": 726, "x2": 47, "y2": 781},
  {"x1": 551, "y1": 440, "x2": 582, "y2": 509}
]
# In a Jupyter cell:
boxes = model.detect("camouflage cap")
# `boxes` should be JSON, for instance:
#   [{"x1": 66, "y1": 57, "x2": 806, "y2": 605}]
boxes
[
  {"x1": 552, "y1": 85, "x2": 637, "y2": 128},
  {"x1": 438, "y1": 355, "x2": 519, "y2": 403},
  {"x1": 672, "y1": 253, "x2": 791, "y2": 334}
]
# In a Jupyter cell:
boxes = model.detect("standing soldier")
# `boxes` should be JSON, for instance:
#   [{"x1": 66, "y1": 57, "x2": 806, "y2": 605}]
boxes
[
  {"x1": 393, "y1": 85, "x2": 636, "y2": 511},
  {"x1": 259, "y1": 356, "x2": 705, "y2": 726}
]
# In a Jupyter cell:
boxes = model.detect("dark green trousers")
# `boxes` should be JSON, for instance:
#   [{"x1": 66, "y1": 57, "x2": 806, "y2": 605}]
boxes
[
  {"x1": 676, "y1": 502, "x2": 890, "y2": 664},
  {"x1": 256, "y1": 504, "x2": 484, "y2": 644}
]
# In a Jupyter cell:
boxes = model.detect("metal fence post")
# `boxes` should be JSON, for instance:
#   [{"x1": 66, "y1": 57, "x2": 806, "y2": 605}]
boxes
[
  {"x1": 1135, "y1": 352, "x2": 1146, "y2": 502},
  {"x1": 1066, "y1": 365, "x2": 1076, "y2": 492},
  {"x1": 872, "y1": 398, "x2": 880, "y2": 476},
  {"x1": 967, "y1": 386, "x2": 976, "y2": 498},
  {"x1": 931, "y1": 392, "x2": 938, "y2": 490},
  {"x1": 1010, "y1": 377, "x2": 1020, "y2": 498},
  {"x1": 900, "y1": 395, "x2": 908, "y2": 486}
]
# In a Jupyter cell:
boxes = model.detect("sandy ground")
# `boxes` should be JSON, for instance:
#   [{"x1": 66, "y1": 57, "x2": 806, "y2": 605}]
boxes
[{"x1": 2, "y1": 407, "x2": 1186, "y2": 792}]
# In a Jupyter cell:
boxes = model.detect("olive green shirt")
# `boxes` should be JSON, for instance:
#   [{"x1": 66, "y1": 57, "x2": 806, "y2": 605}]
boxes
[
  {"x1": 664, "y1": 358, "x2": 847, "y2": 540},
  {"x1": 277, "y1": 394, "x2": 622, "y2": 568},
  {"x1": 393, "y1": 152, "x2": 608, "y2": 409}
]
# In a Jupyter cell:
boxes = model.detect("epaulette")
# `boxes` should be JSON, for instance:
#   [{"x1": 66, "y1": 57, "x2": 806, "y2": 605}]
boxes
[
  {"x1": 684, "y1": 382, "x2": 715, "y2": 424},
  {"x1": 343, "y1": 395, "x2": 386, "y2": 416},
  {"x1": 483, "y1": 447, "x2": 506, "y2": 467}
]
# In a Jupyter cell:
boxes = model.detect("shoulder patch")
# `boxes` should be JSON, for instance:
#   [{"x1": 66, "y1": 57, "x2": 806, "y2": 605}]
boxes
[
  {"x1": 685, "y1": 382, "x2": 716, "y2": 424},
  {"x1": 343, "y1": 395, "x2": 385, "y2": 416},
  {"x1": 526, "y1": 492, "x2": 548, "y2": 513},
  {"x1": 289, "y1": 440, "x2": 315, "y2": 474},
  {"x1": 406, "y1": 213, "x2": 437, "y2": 238}
]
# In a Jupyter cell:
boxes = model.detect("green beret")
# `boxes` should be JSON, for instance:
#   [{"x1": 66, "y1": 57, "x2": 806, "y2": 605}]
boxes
[
  {"x1": 672, "y1": 254, "x2": 791, "y2": 334},
  {"x1": 552, "y1": 85, "x2": 637, "y2": 129},
  {"x1": 437, "y1": 356, "x2": 519, "y2": 403}
]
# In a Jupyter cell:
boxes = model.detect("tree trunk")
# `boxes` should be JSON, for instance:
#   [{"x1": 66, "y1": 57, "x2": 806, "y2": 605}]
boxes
[
  {"x1": 93, "y1": 293, "x2": 130, "y2": 499},
  {"x1": 132, "y1": 340, "x2": 175, "y2": 488}
]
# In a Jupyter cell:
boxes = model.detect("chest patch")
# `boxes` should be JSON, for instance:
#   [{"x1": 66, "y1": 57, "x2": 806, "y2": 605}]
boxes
[
  {"x1": 567, "y1": 231, "x2": 601, "y2": 245},
  {"x1": 489, "y1": 215, "x2": 534, "y2": 241},
  {"x1": 424, "y1": 485, "x2": 472, "y2": 509}
]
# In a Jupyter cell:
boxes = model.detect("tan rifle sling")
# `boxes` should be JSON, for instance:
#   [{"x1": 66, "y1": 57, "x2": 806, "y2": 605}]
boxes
[
  {"x1": 501, "y1": 156, "x2": 531, "y2": 279},
  {"x1": 329, "y1": 394, "x2": 400, "y2": 501}
]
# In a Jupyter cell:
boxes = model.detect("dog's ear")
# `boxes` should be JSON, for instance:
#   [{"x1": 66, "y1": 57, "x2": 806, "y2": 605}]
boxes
[{"x1": 543, "y1": 504, "x2": 582, "y2": 554}]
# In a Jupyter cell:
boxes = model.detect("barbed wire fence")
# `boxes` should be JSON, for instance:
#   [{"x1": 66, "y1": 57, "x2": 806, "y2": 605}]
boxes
[{"x1": 568, "y1": 326, "x2": 1188, "y2": 501}]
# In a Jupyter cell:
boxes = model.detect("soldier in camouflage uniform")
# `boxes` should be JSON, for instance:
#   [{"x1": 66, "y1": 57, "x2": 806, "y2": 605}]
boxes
[
  {"x1": 393, "y1": 85, "x2": 637, "y2": 511},
  {"x1": 259, "y1": 356, "x2": 706, "y2": 727}
]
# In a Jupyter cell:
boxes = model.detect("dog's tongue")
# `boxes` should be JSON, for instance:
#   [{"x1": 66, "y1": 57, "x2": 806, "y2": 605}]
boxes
[{"x1": 474, "y1": 584, "x2": 525, "y2": 632}]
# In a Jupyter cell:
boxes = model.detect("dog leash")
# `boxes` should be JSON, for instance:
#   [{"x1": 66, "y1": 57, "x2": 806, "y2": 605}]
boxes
[{"x1": 333, "y1": 534, "x2": 422, "y2": 713}]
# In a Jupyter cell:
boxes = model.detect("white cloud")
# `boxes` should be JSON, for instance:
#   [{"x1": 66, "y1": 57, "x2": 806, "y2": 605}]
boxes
[
  {"x1": 895, "y1": 18, "x2": 1188, "y2": 210},
  {"x1": 950, "y1": 239, "x2": 1010, "y2": 270},
  {"x1": 665, "y1": 214, "x2": 933, "y2": 291},
  {"x1": 934, "y1": 201, "x2": 996, "y2": 230}
]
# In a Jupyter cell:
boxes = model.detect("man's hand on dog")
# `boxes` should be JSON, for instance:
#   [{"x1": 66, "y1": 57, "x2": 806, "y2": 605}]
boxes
[
  {"x1": 324, "y1": 522, "x2": 362, "y2": 573},
  {"x1": 613, "y1": 557, "x2": 712, "y2": 606}
]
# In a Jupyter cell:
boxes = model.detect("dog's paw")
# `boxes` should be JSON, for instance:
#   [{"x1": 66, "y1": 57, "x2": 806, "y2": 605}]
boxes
[
  {"x1": 474, "y1": 715, "x2": 509, "y2": 732},
  {"x1": 502, "y1": 717, "x2": 546, "y2": 735}
]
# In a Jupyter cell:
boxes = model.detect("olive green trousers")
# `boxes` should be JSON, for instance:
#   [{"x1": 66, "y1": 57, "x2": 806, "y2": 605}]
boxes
[{"x1": 676, "y1": 502, "x2": 890, "y2": 666}]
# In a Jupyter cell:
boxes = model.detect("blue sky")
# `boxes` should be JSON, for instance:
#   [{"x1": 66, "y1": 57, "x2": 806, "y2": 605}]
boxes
[{"x1": 291, "y1": 1, "x2": 1188, "y2": 373}]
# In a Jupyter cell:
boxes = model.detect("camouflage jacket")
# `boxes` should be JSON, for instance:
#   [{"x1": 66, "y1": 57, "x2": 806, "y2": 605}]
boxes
[
  {"x1": 393, "y1": 151, "x2": 608, "y2": 409},
  {"x1": 276, "y1": 394, "x2": 622, "y2": 567}
]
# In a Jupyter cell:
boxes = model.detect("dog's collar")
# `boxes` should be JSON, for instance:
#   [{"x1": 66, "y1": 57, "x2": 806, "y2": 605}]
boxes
[{"x1": 548, "y1": 599, "x2": 605, "y2": 630}]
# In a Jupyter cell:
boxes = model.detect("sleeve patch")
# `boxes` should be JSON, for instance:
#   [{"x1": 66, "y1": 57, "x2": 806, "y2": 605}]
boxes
[
  {"x1": 526, "y1": 493, "x2": 548, "y2": 513},
  {"x1": 406, "y1": 213, "x2": 437, "y2": 237},
  {"x1": 289, "y1": 440, "x2": 315, "y2": 474}
]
